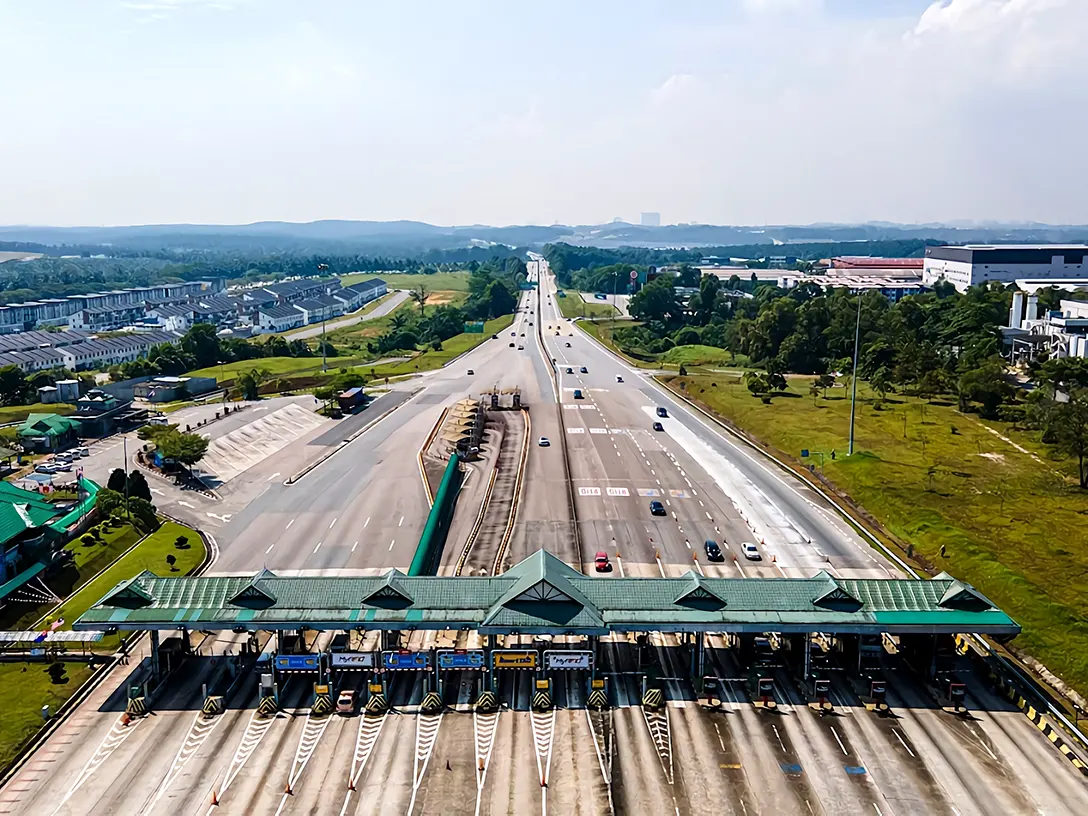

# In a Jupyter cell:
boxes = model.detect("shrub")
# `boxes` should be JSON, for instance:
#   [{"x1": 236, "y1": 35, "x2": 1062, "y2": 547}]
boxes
[
  {"x1": 174, "y1": 535, "x2": 190, "y2": 550},
  {"x1": 81, "y1": 534, "x2": 95, "y2": 546}
]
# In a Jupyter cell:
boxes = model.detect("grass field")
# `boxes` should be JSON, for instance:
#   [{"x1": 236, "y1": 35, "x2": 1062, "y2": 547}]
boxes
[
  {"x1": 339, "y1": 271, "x2": 471, "y2": 292},
  {"x1": 556, "y1": 292, "x2": 618, "y2": 320},
  {"x1": 279, "y1": 290, "x2": 397, "y2": 337},
  {"x1": 368, "y1": 315, "x2": 515, "y2": 378},
  {"x1": 0, "y1": 519, "x2": 204, "y2": 773},
  {"x1": 188, "y1": 354, "x2": 378, "y2": 384},
  {"x1": 663, "y1": 372, "x2": 1088, "y2": 698},
  {"x1": 0, "y1": 403, "x2": 76, "y2": 424}
]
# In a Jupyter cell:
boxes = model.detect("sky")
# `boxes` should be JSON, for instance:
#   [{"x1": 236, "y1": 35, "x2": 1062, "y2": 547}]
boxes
[{"x1": 2, "y1": 0, "x2": 1087, "y2": 228}]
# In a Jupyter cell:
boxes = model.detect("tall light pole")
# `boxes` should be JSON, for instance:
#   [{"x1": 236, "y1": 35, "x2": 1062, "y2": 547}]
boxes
[
  {"x1": 317, "y1": 263, "x2": 330, "y2": 373},
  {"x1": 848, "y1": 291, "x2": 862, "y2": 456}
]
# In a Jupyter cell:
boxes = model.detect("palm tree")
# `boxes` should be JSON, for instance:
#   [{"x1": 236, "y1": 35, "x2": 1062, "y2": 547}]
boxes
[
  {"x1": 390, "y1": 312, "x2": 409, "y2": 331},
  {"x1": 409, "y1": 284, "x2": 428, "y2": 317}
]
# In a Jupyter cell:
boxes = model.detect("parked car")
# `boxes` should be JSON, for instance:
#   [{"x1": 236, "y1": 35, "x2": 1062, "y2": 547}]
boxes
[
  {"x1": 538, "y1": 437, "x2": 550, "y2": 447},
  {"x1": 75, "y1": 447, "x2": 89, "y2": 457},
  {"x1": 35, "y1": 463, "x2": 56, "y2": 474},
  {"x1": 742, "y1": 542, "x2": 762, "y2": 561},
  {"x1": 704, "y1": 540, "x2": 724, "y2": 561},
  {"x1": 573, "y1": 389, "x2": 584, "y2": 399},
  {"x1": 53, "y1": 461, "x2": 72, "y2": 472},
  {"x1": 594, "y1": 551, "x2": 612, "y2": 573},
  {"x1": 336, "y1": 690, "x2": 356, "y2": 715},
  {"x1": 649, "y1": 500, "x2": 666, "y2": 516}
]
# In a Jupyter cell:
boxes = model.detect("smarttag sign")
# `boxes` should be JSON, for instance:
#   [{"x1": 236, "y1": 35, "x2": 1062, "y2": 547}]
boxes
[
  {"x1": 437, "y1": 649, "x2": 486, "y2": 670},
  {"x1": 274, "y1": 654, "x2": 320, "y2": 672},
  {"x1": 544, "y1": 650, "x2": 593, "y2": 671},
  {"x1": 491, "y1": 650, "x2": 538, "y2": 670},
  {"x1": 381, "y1": 650, "x2": 431, "y2": 671},
  {"x1": 331, "y1": 652, "x2": 377, "y2": 670}
]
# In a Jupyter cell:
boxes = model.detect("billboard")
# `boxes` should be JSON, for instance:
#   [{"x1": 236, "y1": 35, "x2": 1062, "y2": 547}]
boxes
[
  {"x1": 437, "y1": 649, "x2": 486, "y2": 670},
  {"x1": 492, "y1": 650, "x2": 538, "y2": 670},
  {"x1": 274, "y1": 654, "x2": 320, "y2": 672},
  {"x1": 463, "y1": 321, "x2": 485, "y2": 333},
  {"x1": 331, "y1": 652, "x2": 377, "y2": 670},
  {"x1": 544, "y1": 650, "x2": 593, "y2": 671},
  {"x1": 381, "y1": 650, "x2": 431, "y2": 671}
]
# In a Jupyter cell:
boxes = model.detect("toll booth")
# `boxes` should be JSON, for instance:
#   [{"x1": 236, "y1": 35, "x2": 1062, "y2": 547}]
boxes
[
  {"x1": 154, "y1": 633, "x2": 192, "y2": 678},
  {"x1": 749, "y1": 672, "x2": 777, "y2": 709}
]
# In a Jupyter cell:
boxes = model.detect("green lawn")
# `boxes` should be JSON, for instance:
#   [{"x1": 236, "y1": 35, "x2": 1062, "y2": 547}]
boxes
[
  {"x1": 278, "y1": 290, "x2": 397, "y2": 337},
  {"x1": 556, "y1": 291, "x2": 618, "y2": 320},
  {"x1": 339, "y1": 271, "x2": 471, "y2": 292},
  {"x1": 0, "y1": 519, "x2": 204, "y2": 774},
  {"x1": 367, "y1": 315, "x2": 515, "y2": 378},
  {"x1": 0, "y1": 402, "x2": 76, "y2": 424},
  {"x1": 664, "y1": 372, "x2": 1088, "y2": 698},
  {"x1": 188, "y1": 355, "x2": 379, "y2": 384}
]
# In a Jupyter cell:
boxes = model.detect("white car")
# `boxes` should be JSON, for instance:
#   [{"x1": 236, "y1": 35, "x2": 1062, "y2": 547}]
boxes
[
  {"x1": 75, "y1": 447, "x2": 90, "y2": 457},
  {"x1": 538, "y1": 437, "x2": 550, "y2": 447},
  {"x1": 742, "y1": 542, "x2": 762, "y2": 561},
  {"x1": 53, "y1": 461, "x2": 72, "y2": 472},
  {"x1": 35, "y1": 463, "x2": 56, "y2": 474}
]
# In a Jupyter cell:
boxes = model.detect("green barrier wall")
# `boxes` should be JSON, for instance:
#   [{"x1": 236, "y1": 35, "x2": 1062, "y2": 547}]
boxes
[
  {"x1": 408, "y1": 454, "x2": 463, "y2": 576},
  {"x1": 49, "y1": 477, "x2": 100, "y2": 534}
]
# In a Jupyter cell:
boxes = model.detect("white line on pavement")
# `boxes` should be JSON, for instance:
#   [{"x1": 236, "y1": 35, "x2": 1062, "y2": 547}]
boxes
[
  {"x1": 351, "y1": 541, "x2": 358, "y2": 553},
  {"x1": 286, "y1": 519, "x2": 295, "y2": 529},
  {"x1": 388, "y1": 539, "x2": 396, "y2": 551},
  {"x1": 313, "y1": 542, "x2": 322, "y2": 554},
  {"x1": 363, "y1": 517, "x2": 370, "y2": 528},
  {"x1": 329, "y1": 517, "x2": 337, "y2": 529},
  {"x1": 398, "y1": 516, "x2": 404, "y2": 527},
  {"x1": 265, "y1": 543, "x2": 275, "y2": 554}
]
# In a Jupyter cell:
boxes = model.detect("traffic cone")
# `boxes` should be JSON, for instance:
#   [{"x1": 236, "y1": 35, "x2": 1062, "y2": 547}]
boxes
[
  {"x1": 772, "y1": 554, "x2": 776, "y2": 563},
  {"x1": 348, "y1": 780, "x2": 355, "y2": 791},
  {"x1": 285, "y1": 783, "x2": 293, "y2": 795},
  {"x1": 210, "y1": 791, "x2": 219, "y2": 806}
]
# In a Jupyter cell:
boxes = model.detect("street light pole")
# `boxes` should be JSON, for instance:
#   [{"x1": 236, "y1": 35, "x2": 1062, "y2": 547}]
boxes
[
  {"x1": 317, "y1": 263, "x2": 330, "y2": 373},
  {"x1": 848, "y1": 292, "x2": 862, "y2": 456}
]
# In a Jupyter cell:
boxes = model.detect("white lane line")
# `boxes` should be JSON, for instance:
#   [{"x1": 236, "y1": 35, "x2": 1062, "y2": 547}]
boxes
[
  {"x1": 313, "y1": 541, "x2": 322, "y2": 554},
  {"x1": 267, "y1": 472, "x2": 281, "y2": 481},
  {"x1": 399, "y1": 516, "x2": 404, "y2": 527},
  {"x1": 329, "y1": 517, "x2": 338, "y2": 529},
  {"x1": 892, "y1": 728, "x2": 915, "y2": 757},
  {"x1": 351, "y1": 541, "x2": 359, "y2": 553},
  {"x1": 265, "y1": 543, "x2": 275, "y2": 554},
  {"x1": 388, "y1": 539, "x2": 396, "y2": 551},
  {"x1": 363, "y1": 517, "x2": 370, "y2": 528},
  {"x1": 830, "y1": 726, "x2": 848, "y2": 755},
  {"x1": 178, "y1": 500, "x2": 194, "y2": 508},
  {"x1": 286, "y1": 518, "x2": 295, "y2": 529}
]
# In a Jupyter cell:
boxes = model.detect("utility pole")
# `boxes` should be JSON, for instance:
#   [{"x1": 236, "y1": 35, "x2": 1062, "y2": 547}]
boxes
[
  {"x1": 317, "y1": 263, "x2": 330, "y2": 373},
  {"x1": 122, "y1": 434, "x2": 130, "y2": 519},
  {"x1": 848, "y1": 292, "x2": 862, "y2": 456}
]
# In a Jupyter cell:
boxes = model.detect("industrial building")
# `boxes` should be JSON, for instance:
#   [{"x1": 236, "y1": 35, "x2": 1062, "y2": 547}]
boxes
[
  {"x1": 1004, "y1": 290, "x2": 1088, "y2": 364},
  {"x1": 924, "y1": 245, "x2": 1088, "y2": 292}
]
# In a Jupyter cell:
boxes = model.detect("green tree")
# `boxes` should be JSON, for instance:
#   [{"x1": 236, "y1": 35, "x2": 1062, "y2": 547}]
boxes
[
  {"x1": 179, "y1": 323, "x2": 221, "y2": 369},
  {"x1": 96, "y1": 488, "x2": 125, "y2": 518},
  {"x1": 674, "y1": 327, "x2": 701, "y2": 346},
  {"x1": 745, "y1": 371, "x2": 768, "y2": 397},
  {"x1": 1050, "y1": 390, "x2": 1088, "y2": 488},
  {"x1": 107, "y1": 468, "x2": 128, "y2": 493},
  {"x1": 157, "y1": 430, "x2": 210, "y2": 469},
  {"x1": 485, "y1": 280, "x2": 516, "y2": 318},
  {"x1": 870, "y1": 366, "x2": 892, "y2": 400},
  {"x1": 238, "y1": 367, "x2": 269, "y2": 401},
  {"x1": 815, "y1": 373, "x2": 835, "y2": 398},
  {"x1": 127, "y1": 469, "x2": 153, "y2": 502},
  {"x1": 957, "y1": 358, "x2": 1014, "y2": 418},
  {"x1": 0, "y1": 365, "x2": 30, "y2": 406},
  {"x1": 409, "y1": 283, "x2": 428, "y2": 317},
  {"x1": 629, "y1": 276, "x2": 681, "y2": 326}
]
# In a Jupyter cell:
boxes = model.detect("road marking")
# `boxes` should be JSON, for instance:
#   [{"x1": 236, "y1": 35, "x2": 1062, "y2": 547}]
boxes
[
  {"x1": 206, "y1": 709, "x2": 276, "y2": 812},
  {"x1": 398, "y1": 516, "x2": 404, "y2": 527},
  {"x1": 341, "y1": 713, "x2": 389, "y2": 815},
  {"x1": 286, "y1": 519, "x2": 295, "y2": 530},
  {"x1": 150, "y1": 709, "x2": 224, "y2": 807},
  {"x1": 531, "y1": 709, "x2": 557, "y2": 815},
  {"x1": 364, "y1": 517, "x2": 370, "y2": 528},
  {"x1": 407, "y1": 713, "x2": 444, "y2": 816},
  {"x1": 388, "y1": 539, "x2": 396, "y2": 551},
  {"x1": 178, "y1": 500, "x2": 194, "y2": 508},
  {"x1": 150, "y1": 487, "x2": 164, "y2": 495},
  {"x1": 473, "y1": 710, "x2": 500, "y2": 816},
  {"x1": 274, "y1": 711, "x2": 333, "y2": 815},
  {"x1": 267, "y1": 472, "x2": 281, "y2": 481},
  {"x1": 831, "y1": 726, "x2": 849, "y2": 755},
  {"x1": 892, "y1": 728, "x2": 915, "y2": 757},
  {"x1": 772, "y1": 724, "x2": 787, "y2": 753},
  {"x1": 642, "y1": 708, "x2": 674, "y2": 786},
  {"x1": 54, "y1": 714, "x2": 143, "y2": 811},
  {"x1": 329, "y1": 517, "x2": 338, "y2": 529},
  {"x1": 265, "y1": 543, "x2": 275, "y2": 554},
  {"x1": 312, "y1": 541, "x2": 322, "y2": 554},
  {"x1": 352, "y1": 541, "x2": 359, "y2": 553}
]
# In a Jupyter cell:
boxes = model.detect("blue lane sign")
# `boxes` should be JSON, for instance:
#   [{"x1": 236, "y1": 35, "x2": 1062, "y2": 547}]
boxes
[
  {"x1": 274, "y1": 654, "x2": 320, "y2": 672},
  {"x1": 382, "y1": 650, "x2": 431, "y2": 671},
  {"x1": 801, "y1": 449, "x2": 809, "y2": 458},
  {"x1": 437, "y1": 649, "x2": 486, "y2": 670}
]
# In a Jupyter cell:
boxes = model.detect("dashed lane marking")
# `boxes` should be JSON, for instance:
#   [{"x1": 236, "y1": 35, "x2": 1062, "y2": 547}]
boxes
[
  {"x1": 340, "y1": 712, "x2": 389, "y2": 816},
  {"x1": 531, "y1": 709, "x2": 557, "y2": 816},
  {"x1": 642, "y1": 708, "x2": 674, "y2": 786},
  {"x1": 274, "y1": 711, "x2": 333, "y2": 815},
  {"x1": 53, "y1": 715, "x2": 143, "y2": 813},
  {"x1": 407, "y1": 713, "x2": 444, "y2": 816},
  {"x1": 473, "y1": 710, "x2": 499, "y2": 816},
  {"x1": 146, "y1": 709, "x2": 224, "y2": 810},
  {"x1": 205, "y1": 708, "x2": 277, "y2": 812}
]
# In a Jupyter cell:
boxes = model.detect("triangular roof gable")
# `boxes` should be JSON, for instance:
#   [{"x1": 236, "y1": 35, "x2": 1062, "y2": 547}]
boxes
[
  {"x1": 937, "y1": 577, "x2": 994, "y2": 612},
  {"x1": 484, "y1": 550, "x2": 600, "y2": 626},
  {"x1": 100, "y1": 573, "x2": 156, "y2": 609},
  {"x1": 811, "y1": 571, "x2": 863, "y2": 610},
  {"x1": 228, "y1": 569, "x2": 279, "y2": 608},
  {"x1": 673, "y1": 572, "x2": 727, "y2": 609},
  {"x1": 361, "y1": 569, "x2": 413, "y2": 608}
]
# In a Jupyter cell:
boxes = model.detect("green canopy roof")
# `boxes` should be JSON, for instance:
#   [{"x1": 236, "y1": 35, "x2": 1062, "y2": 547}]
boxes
[
  {"x1": 74, "y1": 550, "x2": 1021, "y2": 638},
  {"x1": 0, "y1": 481, "x2": 61, "y2": 548},
  {"x1": 18, "y1": 413, "x2": 80, "y2": 439}
]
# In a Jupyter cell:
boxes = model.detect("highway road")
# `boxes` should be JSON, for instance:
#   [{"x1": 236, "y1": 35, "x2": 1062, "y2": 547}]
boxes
[{"x1": 4, "y1": 262, "x2": 1088, "y2": 814}]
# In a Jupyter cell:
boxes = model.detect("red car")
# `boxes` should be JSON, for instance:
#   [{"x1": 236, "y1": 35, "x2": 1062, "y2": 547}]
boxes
[{"x1": 594, "y1": 552, "x2": 612, "y2": 573}]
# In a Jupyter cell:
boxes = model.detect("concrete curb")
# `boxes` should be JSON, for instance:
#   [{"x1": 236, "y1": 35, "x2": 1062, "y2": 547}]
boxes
[{"x1": 284, "y1": 390, "x2": 421, "y2": 486}]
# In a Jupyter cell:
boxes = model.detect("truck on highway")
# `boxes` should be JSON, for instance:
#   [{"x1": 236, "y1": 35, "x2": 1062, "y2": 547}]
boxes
[{"x1": 338, "y1": 387, "x2": 367, "y2": 414}]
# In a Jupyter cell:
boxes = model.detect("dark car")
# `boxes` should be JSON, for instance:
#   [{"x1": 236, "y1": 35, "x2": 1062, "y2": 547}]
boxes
[
  {"x1": 656, "y1": 406, "x2": 668, "y2": 418},
  {"x1": 509, "y1": 342, "x2": 515, "y2": 347},
  {"x1": 580, "y1": 366, "x2": 588, "y2": 373},
  {"x1": 649, "y1": 500, "x2": 666, "y2": 516},
  {"x1": 565, "y1": 367, "x2": 573, "y2": 374},
  {"x1": 704, "y1": 539, "x2": 724, "y2": 561},
  {"x1": 467, "y1": 369, "x2": 474, "y2": 375},
  {"x1": 652, "y1": 421, "x2": 664, "y2": 432},
  {"x1": 565, "y1": 342, "x2": 571, "y2": 347}
]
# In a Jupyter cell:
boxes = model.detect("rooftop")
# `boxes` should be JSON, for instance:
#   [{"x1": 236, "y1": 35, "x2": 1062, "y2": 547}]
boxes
[{"x1": 75, "y1": 550, "x2": 1020, "y2": 637}]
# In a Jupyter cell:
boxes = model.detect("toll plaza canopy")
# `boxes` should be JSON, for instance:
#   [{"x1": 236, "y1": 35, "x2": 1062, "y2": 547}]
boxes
[{"x1": 74, "y1": 550, "x2": 1020, "y2": 638}]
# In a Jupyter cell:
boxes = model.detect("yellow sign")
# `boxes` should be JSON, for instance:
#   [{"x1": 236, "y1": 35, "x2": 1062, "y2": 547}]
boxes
[
  {"x1": 368, "y1": 683, "x2": 383, "y2": 693},
  {"x1": 314, "y1": 684, "x2": 329, "y2": 695},
  {"x1": 535, "y1": 679, "x2": 549, "y2": 690},
  {"x1": 492, "y1": 650, "x2": 538, "y2": 670},
  {"x1": 591, "y1": 678, "x2": 605, "y2": 689}
]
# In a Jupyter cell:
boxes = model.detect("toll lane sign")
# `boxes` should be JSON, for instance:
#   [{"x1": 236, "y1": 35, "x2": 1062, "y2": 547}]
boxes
[
  {"x1": 381, "y1": 650, "x2": 431, "y2": 671},
  {"x1": 274, "y1": 654, "x2": 320, "y2": 672},
  {"x1": 544, "y1": 650, "x2": 594, "y2": 670},
  {"x1": 492, "y1": 650, "x2": 538, "y2": 670},
  {"x1": 437, "y1": 649, "x2": 486, "y2": 670},
  {"x1": 331, "y1": 652, "x2": 377, "y2": 669}
]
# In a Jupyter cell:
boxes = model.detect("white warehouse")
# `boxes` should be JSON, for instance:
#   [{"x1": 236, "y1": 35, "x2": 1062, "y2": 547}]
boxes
[{"x1": 923, "y1": 245, "x2": 1088, "y2": 293}]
